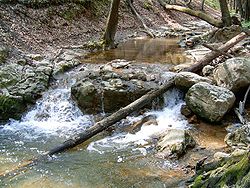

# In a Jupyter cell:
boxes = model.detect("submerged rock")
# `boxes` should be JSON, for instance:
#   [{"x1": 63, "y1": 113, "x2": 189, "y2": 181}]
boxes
[
  {"x1": 185, "y1": 82, "x2": 235, "y2": 122},
  {"x1": 175, "y1": 72, "x2": 212, "y2": 90},
  {"x1": 213, "y1": 57, "x2": 250, "y2": 92},
  {"x1": 156, "y1": 129, "x2": 196, "y2": 159}
]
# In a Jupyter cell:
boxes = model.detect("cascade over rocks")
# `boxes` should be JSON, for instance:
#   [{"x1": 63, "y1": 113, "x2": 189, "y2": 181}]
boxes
[
  {"x1": 213, "y1": 57, "x2": 250, "y2": 92},
  {"x1": 185, "y1": 82, "x2": 236, "y2": 122}
]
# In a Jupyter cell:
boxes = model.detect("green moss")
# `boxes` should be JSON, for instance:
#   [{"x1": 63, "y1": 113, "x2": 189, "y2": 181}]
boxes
[
  {"x1": 192, "y1": 175, "x2": 204, "y2": 188},
  {"x1": 0, "y1": 95, "x2": 26, "y2": 120},
  {"x1": 219, "y1": 154, "x2": 250, "y2": 187},
  {"x1": 190, "y1": 153, "x2": 250, "y2": 188}
]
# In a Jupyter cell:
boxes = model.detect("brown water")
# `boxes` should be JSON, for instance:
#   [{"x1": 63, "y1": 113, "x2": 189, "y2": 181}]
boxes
[{"x1": 83, "y1": 37, "x2": 189, "y2": 65}]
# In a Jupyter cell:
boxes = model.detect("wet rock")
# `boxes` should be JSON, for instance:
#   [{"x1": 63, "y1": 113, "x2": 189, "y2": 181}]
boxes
[
  {"x1": 0, "y1": 59, "x2": 52, "y2": 120},
  {"x1": 71, "y1": 62, "x2": 170, "y2": 114},
  {"x1": 180, "y1": 104, "x2": 193, "y2": 118},
  {"x1": 213, "y1": 57, "x2": 250, "y2": 92},
  {"x1": 53, "y1": 59, "x2": 80, "y2": 76},
  {"x1": 0, "y1": 94, "x2": 26, "y2": 120},
  {"x1": 156, "y1": 129, "x2": 196, "y2": 159},
  {"x1": 125, "y1": 115, "x2": 157, "y2": 134},
  {"x1": 71, "y1": 77, "x2": 158, "y2": 114},
  {"x1": 185, "y1": 82, "x2": 236, "y2": 122},
  {"x1": 110, "y1": 59, "x2": 131, "y2": 69},
  {"x1": 225, "y1": 124, "x2": 250, "y2": 148},
  {"x1": 26, "y1": 53, "x2": 43, "y2": 61},
  {"x1": 71, "y1": 81, "x2": 100, "y2": 114},
  {"x1": 202, "y1": 65, "x2": 214, "y2": 77},
  {"x1": 175, "y1": 72, "x2": 213, "y2": 90}
]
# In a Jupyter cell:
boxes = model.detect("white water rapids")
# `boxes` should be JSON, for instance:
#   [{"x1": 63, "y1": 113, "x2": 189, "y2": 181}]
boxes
[{"x1": 1, "y1": 72, "x2": 188, "y2": 156}]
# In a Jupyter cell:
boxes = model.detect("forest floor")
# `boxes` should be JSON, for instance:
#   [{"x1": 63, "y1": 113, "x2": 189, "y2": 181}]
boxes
[{"x1": 0, "y1": 0, "x2": 221, "y2": 57}]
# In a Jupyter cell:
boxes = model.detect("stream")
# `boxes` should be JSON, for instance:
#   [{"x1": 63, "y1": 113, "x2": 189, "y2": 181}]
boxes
[{"x1": 0, "y1": 38, "x2": 226, "y2": 187}]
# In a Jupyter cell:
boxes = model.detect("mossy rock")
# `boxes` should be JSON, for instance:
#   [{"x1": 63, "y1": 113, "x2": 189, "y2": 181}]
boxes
[
  {"x1": 0, "y1": 94, "x2": 26, "y2": 120},
  {"x1": 190, "y1": 152, "x2": 250, "y2": 188}
]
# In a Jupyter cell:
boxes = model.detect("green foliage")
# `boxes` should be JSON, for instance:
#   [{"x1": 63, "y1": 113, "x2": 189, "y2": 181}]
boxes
[
  {"x1": 242, "y1": 20, "x2": 250, "y2": 28},
  {"x1": 205, "y1": 0, "x2": 220, "y2": 10}
]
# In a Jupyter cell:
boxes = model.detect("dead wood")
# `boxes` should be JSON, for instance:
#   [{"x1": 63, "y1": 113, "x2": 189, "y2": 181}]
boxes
[
  {"x1": 202, "y1": 43, "x2": 234, "y2": 58},
  {"x1": 157, "y1": 0, "x2": 223, "y2": 28},
  {"x1": 235, "y1": 85, "x2": 250, "y2": 124},
  {"x1": 184, "y1": 32, "x2": 248, "y2": 73}
]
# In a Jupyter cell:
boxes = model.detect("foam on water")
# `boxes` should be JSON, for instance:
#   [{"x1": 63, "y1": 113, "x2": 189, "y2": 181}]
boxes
[
  {"x1": 2, "y1": 83, "x2": 93, "y2": 140},
  {"x1": 88, "y1": 88, "x2": 188, "y2": 154}
]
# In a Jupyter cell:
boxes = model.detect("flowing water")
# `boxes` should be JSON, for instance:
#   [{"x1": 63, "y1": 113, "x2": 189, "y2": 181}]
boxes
[
  {"x1": 0, "y1": 70, "x2": 189, "y2": 187},
  {"x1": 0, "y1": 38, "x2": 225, "y2": 187}
]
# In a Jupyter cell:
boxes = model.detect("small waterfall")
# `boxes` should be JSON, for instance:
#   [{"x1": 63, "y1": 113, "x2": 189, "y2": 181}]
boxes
[
  {"x1": 1, "y1": 72, "x2": 93, "y2": 140},
  {"x1": 87, "y1": 88, "x2": 188, "y2": 154}
]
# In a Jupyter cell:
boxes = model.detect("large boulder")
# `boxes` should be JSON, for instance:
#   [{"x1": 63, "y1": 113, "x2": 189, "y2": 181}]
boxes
[
  {"x1": 71, "y1": 61, "x2": 172, "y2": 114},
  {"x1": 185, "y1": 82, "x2": 236, "y2": 122},
  {"x1": 0, "y1": 60, "x2": 52, "y2": 120},
  {"x1": 71, "y1": 77, "x2": 158, "y2": 114},
  {"x1": 213, "y1": 57, "x2": 250, "y2": 92},
  {"x1": 175, "y1": 72, "x2": 213, "y2": 90},
  {"x1": 156, "y1": 129, "x2": 196, "y2": 158}
]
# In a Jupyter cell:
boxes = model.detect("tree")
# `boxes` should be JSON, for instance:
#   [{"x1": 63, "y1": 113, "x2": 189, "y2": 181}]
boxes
[
  {"x1": 102, "y1": 0, "x2": 121, "y2": 49},
  {"x1": 219, "y1": 0, "x2": 232, "y2": 26}
]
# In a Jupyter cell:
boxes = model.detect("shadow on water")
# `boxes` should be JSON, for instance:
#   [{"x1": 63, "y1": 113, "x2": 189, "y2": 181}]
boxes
[{"x1": 83, "y1": 37, "x2": 189, "y2": 65}]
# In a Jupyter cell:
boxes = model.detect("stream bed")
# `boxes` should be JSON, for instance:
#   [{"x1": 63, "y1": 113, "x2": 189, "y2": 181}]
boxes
[{"x1": 0, "y1": 38, "x2": 226, "y2": 187}]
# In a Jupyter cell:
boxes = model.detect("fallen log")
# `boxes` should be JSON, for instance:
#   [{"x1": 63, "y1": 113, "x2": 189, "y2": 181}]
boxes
[
  {"x1": 202, "y1": 43, "x2": 234, "y2": 58},
  {"x1": 157, "y1": 0, "x2": 223, "y2": 27},
  {"x1": 184, "y1": 32, "x2": 248, "y2": 73}
]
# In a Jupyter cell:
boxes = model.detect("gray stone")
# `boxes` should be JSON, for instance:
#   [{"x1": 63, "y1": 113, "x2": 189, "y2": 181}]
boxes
[
  {"x1": 156, "y1": 129, "x2": 196, "y2": 158},
  {"x1": 213, "y1": 57, "x2": 250, "y2": 92},
  {"x1": 202, "y1": 65, "x2": 214, "y2": 76},
  {"x1": 185, "y1": 82, "x2": 236, "y2": 122},
  {"x1": 175, "y1": 72, "x2": 213, "y2": 90},
  {"x1": 225, "y1": 124, "x2": 250, "y2": 148}
]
